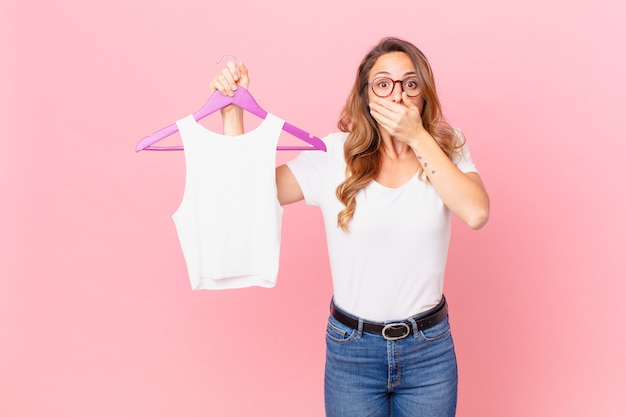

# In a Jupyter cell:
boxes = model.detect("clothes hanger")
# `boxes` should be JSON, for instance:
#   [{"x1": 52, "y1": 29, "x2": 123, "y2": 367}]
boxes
[
  {"x1": 135, "y1": 86, "x2": 326, "y2": 152},
  {"x1": 136, "y1": 53, "x2": 325, "y2": 152}
]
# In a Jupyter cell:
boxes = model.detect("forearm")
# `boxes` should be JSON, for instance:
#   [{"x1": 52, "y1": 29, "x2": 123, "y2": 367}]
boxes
[
  {"x1": 409, "y1": 132, "x2": 490, "y2": 229},
  {"x1": 222, "y1": 107, "x2": 245, "y2": 136}
]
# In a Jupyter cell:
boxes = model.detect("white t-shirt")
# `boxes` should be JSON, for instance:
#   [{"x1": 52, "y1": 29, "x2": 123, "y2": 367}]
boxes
[
  {"x1": 287, "y1": 131, "x2": 478, "y2": 322},
  {"x1": 173, "y1": 114, "x2": 284, "y2": 290}
]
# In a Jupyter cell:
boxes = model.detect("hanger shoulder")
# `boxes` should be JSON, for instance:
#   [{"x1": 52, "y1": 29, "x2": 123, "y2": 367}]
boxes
[
  {"x1": 194, "y1": 87, "x2": 267, "y2": 121},
  {"x1": 135, "y1": 122, "x2": 181, "y2": 152},
  {"x1": 282, "y1": 123, "x2": 327, "y2": 151}
]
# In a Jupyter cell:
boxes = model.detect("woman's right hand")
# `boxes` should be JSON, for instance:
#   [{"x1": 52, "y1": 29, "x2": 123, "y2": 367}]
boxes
[
  {"x1": 209, "y1": 61, "x2": 249, "y2": 134},
  {"x1": 209, "y1": 61, "x2": 249, "y2": 98}
]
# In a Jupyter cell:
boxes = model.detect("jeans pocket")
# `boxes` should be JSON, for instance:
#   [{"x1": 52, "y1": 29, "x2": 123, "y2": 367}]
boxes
[
  {"x1": 419, "y1": 316, "x2": 452, "y2": 342},
  {"x1": 326, "y1": 315, "x2": 357, "y2": 344}
]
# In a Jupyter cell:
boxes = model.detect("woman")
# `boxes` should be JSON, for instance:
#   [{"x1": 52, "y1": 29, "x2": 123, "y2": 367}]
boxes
[{"x1": 210, "y1": 37, "x2": 489, "y2": 417}]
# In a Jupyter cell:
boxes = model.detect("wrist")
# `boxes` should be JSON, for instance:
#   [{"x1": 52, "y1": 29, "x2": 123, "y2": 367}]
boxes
[
  {"x1": 222, "y1": 106, "x2": 244, "y2": 136},
  {"x1": 407, "y1": 127, "x2": 432, "y2": 150},
  {"x1": 221, "y1": 104, "x2": 243, "y2": 118}
]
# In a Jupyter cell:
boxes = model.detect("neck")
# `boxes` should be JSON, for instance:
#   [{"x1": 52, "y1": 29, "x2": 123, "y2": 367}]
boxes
[{"x1": 380, "y1": 133, "x2": 414, "y2": 160}]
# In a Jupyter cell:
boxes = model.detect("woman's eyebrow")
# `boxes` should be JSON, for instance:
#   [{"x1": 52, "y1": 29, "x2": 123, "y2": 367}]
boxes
[{"x1": 372, "y1": 70, "x2": 418, "y2": 78}]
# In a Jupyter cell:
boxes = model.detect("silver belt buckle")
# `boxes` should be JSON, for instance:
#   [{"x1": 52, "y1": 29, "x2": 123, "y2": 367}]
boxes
[{"x1": 382, "y1": 323, "x2": 411, "y2": 340}]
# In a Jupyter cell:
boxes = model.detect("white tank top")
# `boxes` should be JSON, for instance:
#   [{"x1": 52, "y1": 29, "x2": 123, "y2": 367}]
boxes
[{"x1": 172, "y1": 113, "x2": 284, "y2": 290}]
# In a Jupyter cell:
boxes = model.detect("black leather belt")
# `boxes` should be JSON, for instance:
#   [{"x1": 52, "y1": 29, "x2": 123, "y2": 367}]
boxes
[{"x1": 330, "y1": 296, "x2": 448, "y2": 341}]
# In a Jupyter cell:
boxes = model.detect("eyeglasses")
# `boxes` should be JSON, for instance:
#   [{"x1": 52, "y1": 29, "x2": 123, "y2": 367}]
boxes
[{"x1": 368, "y1": 76, "x2": 422, "y2": 98}]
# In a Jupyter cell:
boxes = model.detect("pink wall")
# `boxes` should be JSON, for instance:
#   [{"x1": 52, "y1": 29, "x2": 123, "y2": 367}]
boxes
[{"x1": 2, "y1": 0, "x2": 625, "y2": 416}]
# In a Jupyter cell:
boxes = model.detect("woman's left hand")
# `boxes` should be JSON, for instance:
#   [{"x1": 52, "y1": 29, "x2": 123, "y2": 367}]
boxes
[{"x1": 368, "y1": 92, "x2": 426, "y2": 143}]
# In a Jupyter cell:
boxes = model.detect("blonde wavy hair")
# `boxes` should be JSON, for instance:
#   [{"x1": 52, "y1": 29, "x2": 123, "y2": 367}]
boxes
[{"x1": 335, "y1": 37, "x2": 464, "y2": 231}]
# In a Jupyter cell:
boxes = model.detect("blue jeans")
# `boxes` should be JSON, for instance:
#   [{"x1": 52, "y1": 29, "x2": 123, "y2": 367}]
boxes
[{"x1": 324, "y1": 304, "x2": 458, "y2": 417}]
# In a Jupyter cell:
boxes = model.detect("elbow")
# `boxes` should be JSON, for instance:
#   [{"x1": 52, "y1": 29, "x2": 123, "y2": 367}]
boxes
[
  {"x1": 465, "y1": 202, "x2": 490, "y2": 230},
  {"x1": 468, "y1": 211, "x2": 489, "y2": 230}
]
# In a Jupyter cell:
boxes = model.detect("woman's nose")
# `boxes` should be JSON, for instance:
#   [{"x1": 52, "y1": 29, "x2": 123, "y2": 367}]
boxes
[{"x1": 390, "y1": 80, "x2": 403, "y2": 102}]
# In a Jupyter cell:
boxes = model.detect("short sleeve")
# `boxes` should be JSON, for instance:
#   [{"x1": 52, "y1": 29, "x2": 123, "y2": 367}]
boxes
[
  {"x1": 286, "y1": 133, "x2": 344, "y2": 206},
  {"x1": 452, "y1": 129, "x2": 479, "y2": 174}
]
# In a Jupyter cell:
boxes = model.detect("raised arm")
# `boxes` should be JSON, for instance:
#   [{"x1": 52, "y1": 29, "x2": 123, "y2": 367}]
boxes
[
  {"x1": 209, "y1": 60, "x2": 248, "y2": 136},
  {"x1": 369, "y1": 92, "x2": 490, "y2": 230},
  {"x1": 209, "y1": 62, "x2": 305, "y2": 206}
]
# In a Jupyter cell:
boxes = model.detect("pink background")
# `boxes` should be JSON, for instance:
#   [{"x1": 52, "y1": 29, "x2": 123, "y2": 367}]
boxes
[{"x1": 2, "y1": 0, "x2": 625, "y2": 416}]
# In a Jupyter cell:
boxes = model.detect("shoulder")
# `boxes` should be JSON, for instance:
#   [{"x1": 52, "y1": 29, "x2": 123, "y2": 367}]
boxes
[
  {"x1": 287, "y1": 132, "x2": 347, "y2": 172},
  {"x1": 307, "y1": 132, "x2": 348, "y2": 162},
  {"x1": 323, "y1": 132, "x2": 349, "y2": 150},
  {"x1": 452, "y1": 128, "x2": 466, "y2": 145},
  {"x1": 451, "y1": 128, "x2": 478, "y2": 173}
]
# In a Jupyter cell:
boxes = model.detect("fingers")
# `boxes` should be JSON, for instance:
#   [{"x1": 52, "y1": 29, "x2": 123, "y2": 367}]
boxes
[
  {"x1": 224, "y1": 60, "x2": 239, "y2": 89},
  {"x1": 368, "y1": 96, "x2": 423, "y2": 139},
  {"x1": 370, "y1": 96, "x2": 420, "y2": 124},
  {"x1": 368, "y1": 99, "x2": 396, "y2": 123},
  {"x1": 209, "y1": 60, "x2": 242, "y2": 97},
  {"x1": 401, "y1": 91, "x2": 419, "y2": 110},
  {"x1": 368, "y1": 102, "x2": 392, "y2": 133},
  {"x1": 237, "y1": 61, "x2": 249, "y2": 89}
]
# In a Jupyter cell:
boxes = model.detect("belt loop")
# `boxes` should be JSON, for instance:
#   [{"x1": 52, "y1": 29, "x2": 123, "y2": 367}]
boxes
[
  {"x1": 408, "y1": 317, "x2": 420, "y2": 339},
  {"x1": 356, "y1": 318, "x2": 364, "y2": 339}
]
